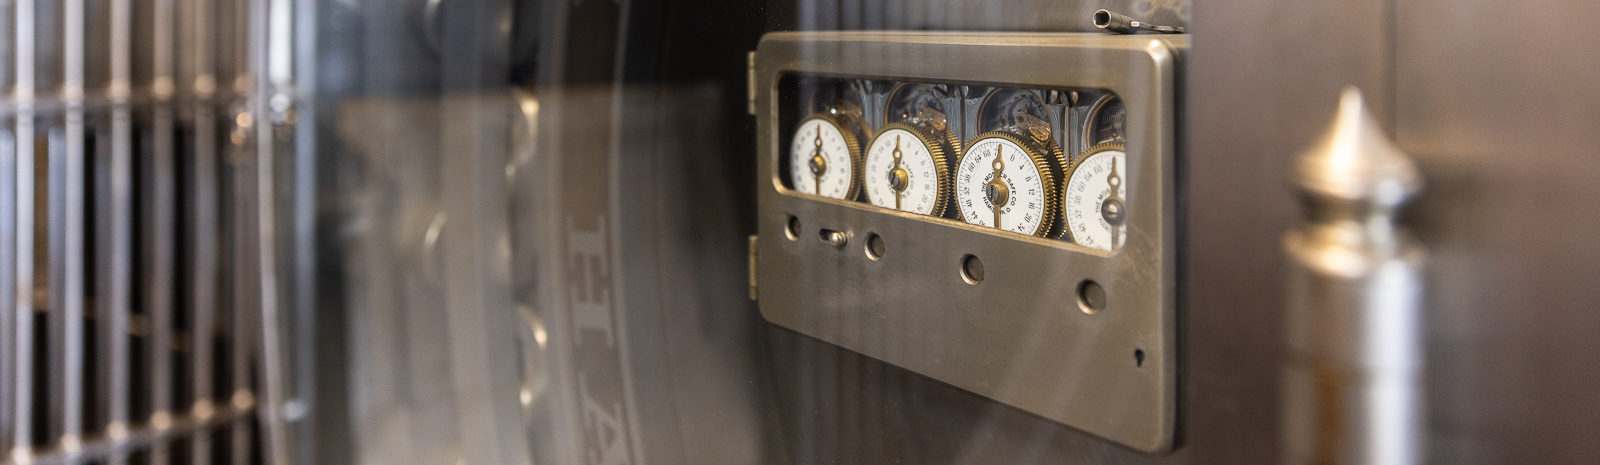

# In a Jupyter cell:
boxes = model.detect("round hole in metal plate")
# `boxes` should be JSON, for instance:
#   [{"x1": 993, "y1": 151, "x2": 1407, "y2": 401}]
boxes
[
  {"x1": 1077, "y1": 279, "x2": 1107, "y2": 314},
  {"x1": 865, "y1": 233, "x2": 886, "y2": 261},
  {"x1": 785, "y1": 214, "x2": 801, "y2": 241},
  {"x1": 960, "y1": 254, "x2": 984, "y2": 285}
]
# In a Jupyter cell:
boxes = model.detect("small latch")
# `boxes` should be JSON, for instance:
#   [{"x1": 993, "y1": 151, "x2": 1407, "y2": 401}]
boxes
[{"x1": 747, "y1": 234, "x2": 758, "y2": 300}]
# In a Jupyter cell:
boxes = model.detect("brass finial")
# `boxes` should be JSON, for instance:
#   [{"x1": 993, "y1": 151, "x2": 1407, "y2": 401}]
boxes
[{"x1": 1293, "y1": 87, "x2": 1422, "y2": 211}]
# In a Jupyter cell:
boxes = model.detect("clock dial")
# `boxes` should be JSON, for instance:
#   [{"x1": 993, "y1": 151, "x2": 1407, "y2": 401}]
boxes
[
  {"x1": 1064, "y1": 143, "x2": 1129, "y2": 251},
  {"x1": 789, "y1": 115, "x2": 863, "y2": 200},
  {"x1": 954, "y1": 133, "x2": 1061, "y2": 237},
  {"x1": 864, "y1": 124, "x2": 952, "y2": 216}
]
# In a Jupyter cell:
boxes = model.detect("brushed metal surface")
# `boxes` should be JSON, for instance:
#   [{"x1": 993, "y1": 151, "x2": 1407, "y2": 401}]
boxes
[
  {"x1": 754, "y1": 31, "x2": 1182, "y2": 452},
  {"x1": 1394, "y1": 0, "x2": 1600, "y2": 462}
]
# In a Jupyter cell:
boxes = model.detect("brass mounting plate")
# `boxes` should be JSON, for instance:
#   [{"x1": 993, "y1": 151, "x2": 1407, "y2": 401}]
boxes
[{"x1": 753, "y1": 31, "x2": 1183, "y2": 453}]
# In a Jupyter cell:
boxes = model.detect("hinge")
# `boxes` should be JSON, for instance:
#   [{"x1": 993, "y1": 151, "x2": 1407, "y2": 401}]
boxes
[
  {"x1": 746, "y1": 51, "x2": 757, "y2": 116},
  {"x1": 747, "y1": 234, "x2": 759, "y2": 300}
]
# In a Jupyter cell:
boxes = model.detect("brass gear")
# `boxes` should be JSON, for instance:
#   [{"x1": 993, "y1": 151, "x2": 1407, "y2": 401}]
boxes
[
  {"x1": 794, "y1": 113, "x2": 865, "y2": 201},
  {"x1": 955, "y1": 131, "x2": 1062, "y2": 238},
  {"x1": 864, "y1": 122, "x2": 955, "y2": 218}
]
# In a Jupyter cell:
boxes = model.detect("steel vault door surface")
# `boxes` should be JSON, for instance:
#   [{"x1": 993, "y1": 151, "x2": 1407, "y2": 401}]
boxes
[{"x1": 753, "y1": 32, "x2": 1183, "y2": 452}]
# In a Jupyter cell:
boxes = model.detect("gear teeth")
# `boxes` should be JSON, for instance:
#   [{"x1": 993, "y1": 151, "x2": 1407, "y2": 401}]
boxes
[
  {"x1": 863, "y1": 123, "x2": 955, "y2": 217},
  {"x1": 956, "y1": 131, "x2": 1062, "y2": 238},
  {"x1": 795, "y1": 113, "x2": 866, "y2": 201}
]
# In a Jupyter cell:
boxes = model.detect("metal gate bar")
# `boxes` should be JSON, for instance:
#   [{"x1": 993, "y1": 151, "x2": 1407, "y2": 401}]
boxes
[{"x1": 1, "y1": 0, "x2": 289, "y2": 463}]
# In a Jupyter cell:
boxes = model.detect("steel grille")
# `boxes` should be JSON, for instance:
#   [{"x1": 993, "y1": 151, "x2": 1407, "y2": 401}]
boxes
[{"x1": 0, "y1": 0, "x2": 294, "y2": 464}]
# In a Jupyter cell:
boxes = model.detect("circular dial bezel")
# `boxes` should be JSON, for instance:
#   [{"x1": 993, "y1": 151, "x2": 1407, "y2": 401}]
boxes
[
  {"x1": 863, "y1": 123, "x2": 954, "y2": 217},
  {"x1": 976, "y1": 88, "x2": 1056, "y2": 147},
  {"x1": 954, "y1": 131, "x2": 1065, "y2": 237},
  {"x1": 883, "y1": 83, "x2": 960, "y2": 144},
  {"x1": 789, "y1": 113, "x2": 865, "y2": 201},
  {"x1": 1080, "y1": 94, "x2": 1126, "y2": 155},
  {"x1": 1062, "y1": 142, "x2": 1129, "y2": 251}
]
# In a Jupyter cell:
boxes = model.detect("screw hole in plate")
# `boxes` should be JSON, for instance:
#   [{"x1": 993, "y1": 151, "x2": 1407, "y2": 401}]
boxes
[
  {"x1": 865, "y1": 233, "x2": 886, "y2": 261},
  {"x1": 1077, "y1": 279, "x2": 1107, "y2": 314},
  {"x1": 960, "y1": 254, "x2": 984, "y2": 285},
  {"x1": 785, "y1": 214, "x2": 801, "y2": 241}
]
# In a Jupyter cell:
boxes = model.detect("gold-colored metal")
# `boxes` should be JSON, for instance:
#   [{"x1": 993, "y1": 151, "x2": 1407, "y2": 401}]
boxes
[
  {"x1": 883, "y1": 83, "x2": 963, "y2": 153},
  {"x1": 1062, "y1": 142, "x2": 1127, "y2": 246},
  {"x1": 977, "y1": 89, "x2": 1055, "y2": 146},
  {"x1": 957, "y1": 131, "x2": 1063, "y2": 238},
  {"x1": 864, "y1": 122, "x2": 953, "y2": 218},
  {"x1": 890, "y1": 137, "x2": 905, "y2": 210},
  {"x1": 988, "y1": 152, "x2": 1008, "y2": 228},
  {"x1": 793, "y1": 113, "x2": 864, "y2": 201}
]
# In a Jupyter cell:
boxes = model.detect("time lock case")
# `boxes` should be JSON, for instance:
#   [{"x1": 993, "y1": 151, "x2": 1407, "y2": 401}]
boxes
[{"x1": 749, "y1": 32, "x2": 1185, "y2": 452}]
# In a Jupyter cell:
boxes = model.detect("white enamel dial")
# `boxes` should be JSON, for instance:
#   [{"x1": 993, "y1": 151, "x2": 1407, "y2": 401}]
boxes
[
  {"x1": 864, "y1": 126, "x2": 948, "y2": 216},
  {"x1": 955, "y1": 134, "x2": 1056, "y2": 236},
  {"x1": 789, "y1": 116, "x2": 860, "y2": 199},
  {"x1": 1064, "y1": 146, "x2": 1128, "y2": 251}
]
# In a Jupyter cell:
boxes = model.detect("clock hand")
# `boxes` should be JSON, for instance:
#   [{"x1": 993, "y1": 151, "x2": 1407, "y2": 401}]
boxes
[
  {"x1": 809, "y1": 127, "x2": 826, "y2": 195},
  {"x1": 986, "y1": 146, "x2": 1009, "y2": 230},
  {"x1": 889, "y1": 134, "x2": 905, "y2": 210},
  {"x1": 1101, "y1": 156, "x2": 1126, "y2": 250}
]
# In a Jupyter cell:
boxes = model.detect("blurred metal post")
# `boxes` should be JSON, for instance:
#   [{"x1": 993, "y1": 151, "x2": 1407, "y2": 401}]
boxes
[
  {"x1": 1281, "y1": 87, "x2": 1426, "y2": 465},
  {"x1": 146, "y1": 1, "x2": 179, "y2": 463},
  {"x1": 10, "y1": 0, "x2": 37, "y2": 461},
  {"x1": 100, "y1": 1, "x2": 134, "y2": 462},
  {"x1": 185, "y1": 0, "x2": 221, "y2": 463}
]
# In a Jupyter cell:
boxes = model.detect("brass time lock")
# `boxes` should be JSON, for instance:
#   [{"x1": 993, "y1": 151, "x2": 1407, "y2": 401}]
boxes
[{"x1": 750, "y1": 32, "x2": 1184, "y2": 452}]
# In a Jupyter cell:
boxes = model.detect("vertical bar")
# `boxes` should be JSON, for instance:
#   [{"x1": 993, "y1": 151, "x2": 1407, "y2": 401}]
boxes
[
  {"x1": 147, "y1": 0, "x2": 178, "y2": 463},
  {"x1": 236, "y1": 0, "x2": 264, "y2": 462},
  {"x1": 0, "y1": 126, "x2": 15, "y2": 463},
  {"x1": 0, "y1": 0, "x2": 13, "y2": 454},
  {"x1": 229, "y1": 138, "x2": 253, "y2": 465},
  {"x1": 101, "y1": 0, "x2": 134, "y2": 463},
  {"x1": 11, "y1": 0, "x2": 37, "y2": 462},
  {"x1": 45, "y1": 125, "x2": 61, "y2": 455},
  {"x1": 187, "y1": 0, "x2": 219, "y2": 462},
  {"x1": 256, "y1": 0, "x2": 291, "y2": 461},
  {"x1": 289, "y1": 0, "x2": 317, "y2": 454},
  {"x1": 56, "y1": 0, "x2": 88, "y2": 458}
]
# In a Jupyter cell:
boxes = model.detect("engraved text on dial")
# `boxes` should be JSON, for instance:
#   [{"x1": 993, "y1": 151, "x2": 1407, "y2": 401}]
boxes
[
  {"x1": 789, "y1": 118, "x2": 856, "y2": 199},
  {"x1": 956, "y1": 137, "x2": 1050, "y2": 235},
  {"x1": 865, "y1": 129, "x2": 943, "y2": 215},
  {"x1": 1065, "y1": 149, "x2": 1128, "y2": 251}
]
